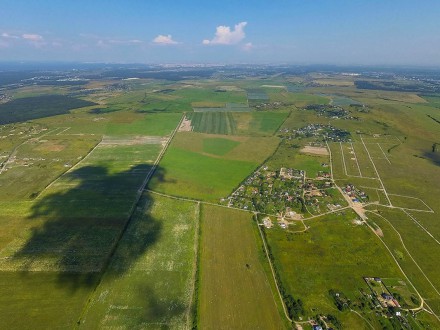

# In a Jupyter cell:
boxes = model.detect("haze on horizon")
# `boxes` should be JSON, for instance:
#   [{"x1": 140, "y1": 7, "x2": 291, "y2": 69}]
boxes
[{"x1": 1, "y1": 0, "x2": 440, "y2": 66}]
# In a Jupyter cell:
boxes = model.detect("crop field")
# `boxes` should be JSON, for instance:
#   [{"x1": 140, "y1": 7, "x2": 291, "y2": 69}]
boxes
[
  {"x1": 187, "y1": 112, "x2": 237, "y2": 135},
  {"x1": 149, "y1": 132, "x2": 280, "y2": 201},
  {"x1": 233, "y1": 111, "x2": 289, "y2": 136},
  {"x1": 82, "y1": 193, "x2": 199, "y2": 329},
  {"x1": 198, "y1": 205, "x2": 286, "y2": 329},
  {"x1": 186, "y1": 111, "x2": 287, "y2": 136}
]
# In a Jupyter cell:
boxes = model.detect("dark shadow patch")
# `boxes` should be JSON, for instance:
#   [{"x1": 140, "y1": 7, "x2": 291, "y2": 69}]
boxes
[
  {"x1": 13, "y1": 164, "x2": 169, "y2": 291},
  {"x1": 423, "y1": 151, "x2": 440, "y2": 166}
]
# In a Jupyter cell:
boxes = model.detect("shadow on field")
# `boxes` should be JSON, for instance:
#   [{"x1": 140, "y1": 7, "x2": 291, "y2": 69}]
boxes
[
  {"x1": 13, "y1": 163, "x2": 170, "y2": 291},
  {"x1": 424, "y1": 151, "x2": 440, "y2": 166},
  {"x1": 132, "y1": 284, "x2": 187, "y2": 324}
]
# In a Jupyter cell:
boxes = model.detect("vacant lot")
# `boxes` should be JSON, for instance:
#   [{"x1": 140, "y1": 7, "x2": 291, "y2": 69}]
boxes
[
  {"x1": 198, "y1": 205, "x2": 286, "y2": 329},
  {"x1": 82, "y1": 194, "x2": 198, "y2": 329},
  {"x1": 300, "y1": 145, "x2": 329, "y2": 156}
]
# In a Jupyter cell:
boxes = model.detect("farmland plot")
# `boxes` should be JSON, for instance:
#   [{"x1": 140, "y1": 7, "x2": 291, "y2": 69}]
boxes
[
  {"x1": 81, "y1": 194, "x2": 198, "y2": 329},
  {"x1": 198, "y1": 205, "x2": 286, "y2": 329}
]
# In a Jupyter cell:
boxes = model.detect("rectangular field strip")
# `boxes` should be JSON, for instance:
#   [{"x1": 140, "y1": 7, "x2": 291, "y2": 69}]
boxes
[{"x1": 188, "y1": 112, "x2": 237, "y2": 135}]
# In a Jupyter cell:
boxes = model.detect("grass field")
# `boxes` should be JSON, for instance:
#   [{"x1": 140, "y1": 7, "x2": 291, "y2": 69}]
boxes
[
  {"x1": 0, "y1": 272, "x2": 99, "y2": 329},
  {"x1": 202, "y1": 137, "x2": 240, "y2": 156},
  {"x1": 82, "y1": 193, "x2": 198, "y2": 329},
  {"x1": 198, "y1": 205, "x2": 286, "y2": 329},
  {"x1": 105, "y1": 112, "x2": 182, "y2": 136},
  {"x1": 148, "y1": 146, "x2": 258, "y2": 201},
  {"x1": 233, "y1": 111, "x2": 289, "y2": 136},
  {"x1": 265, "y1": 210, "x2": 426, "y2": 329},
  {"x1": 149, "y1": 132, "x2": 280, "y2": 201}
]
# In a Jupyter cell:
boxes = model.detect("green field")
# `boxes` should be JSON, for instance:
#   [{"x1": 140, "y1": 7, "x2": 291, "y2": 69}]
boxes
[
  {"x1": 0, "y1": 272, "x2": 99, "y2": 329},
  {"x1": 148, "y1": 132, "x2": 280, "y2": 201},
  {"x1": 202, "y1": 137, "x2": 240, "y2": 156},
  {"x1": 187, "y1": 111, "x2": 288, "y2": 136},
  {"x1": 82, "y1": 193, "x2": 199, "y2": 328},
  {"x1": 1, "y1": 68, "x2": 440, "y2": 329},
  {"x1": 264, "y1": 210, "x2": 426, "y2": 329},
  {"x1": 148, "y1": 146, "x2": 258, "y2": 201},
  {"x1": 188, "y1": 112, "x2": 237, "y2": 135},
  {"x1": 198, "y1": 205, "x2": 286, "y2": 329}
]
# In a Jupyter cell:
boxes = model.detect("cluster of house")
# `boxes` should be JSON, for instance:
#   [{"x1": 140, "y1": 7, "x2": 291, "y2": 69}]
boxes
[
  {"x1": 364, "y1": 277, "x2": 402, "y2": 309},
  {"x1": 305, "y1": 104, "x2": 349, "y2": 118},
  {"x1": 280, "y1": 124, "x2": 351, "y2": 142},
  {"x1": 254, "y1": 101, "x2": 284, "y2": 109},
  {"x1": 0, "y1": 93, "x2": 12, "y2": 103},
  {"x1": 223, "y1": 166, "x2": 305, "y2": 216},
  {"x1": 342, "y1": 184, "x2": 368, "y2": 203}
]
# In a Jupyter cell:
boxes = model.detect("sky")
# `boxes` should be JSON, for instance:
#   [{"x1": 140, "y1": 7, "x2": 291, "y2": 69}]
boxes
[{"x1": 1, "y1": 0, "x2": 440, "y2": 66}]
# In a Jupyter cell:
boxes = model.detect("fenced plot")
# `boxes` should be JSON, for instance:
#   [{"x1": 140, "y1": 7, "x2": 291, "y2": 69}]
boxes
[{"x1": 350, "y1": 142, "x2": 378, "y2": 178}]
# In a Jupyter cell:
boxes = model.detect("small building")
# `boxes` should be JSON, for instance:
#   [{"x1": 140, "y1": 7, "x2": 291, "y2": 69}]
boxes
[{"x1": 381, "y1": 293, "x2": 393, "y2": 300}]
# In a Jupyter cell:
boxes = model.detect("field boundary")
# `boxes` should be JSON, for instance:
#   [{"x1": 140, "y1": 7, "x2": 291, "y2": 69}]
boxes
[
  {"x1": 255, "y1": 214, "x2": 293, "y2": 324},
  {"x1": 187, "y1": 201, "x2": 201, "y2": 329}
]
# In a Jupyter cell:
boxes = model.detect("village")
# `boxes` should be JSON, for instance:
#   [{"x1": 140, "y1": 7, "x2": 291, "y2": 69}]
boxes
[
  {"x1": 304, "y1": 104, "x2": 360, "y2": 120},
  {"x1": 279, "y1": 124, "x2": 351, "y2": 142},
  {"x1": 222, "y1": 164, "x2": 347, "y2": 227},
  {"x1": 327, "y1": 277, "x2": 418, "y2": 329}
]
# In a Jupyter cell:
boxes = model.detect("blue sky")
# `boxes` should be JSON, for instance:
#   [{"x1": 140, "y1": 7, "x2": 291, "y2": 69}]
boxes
[{"x1": 1, "y1": 0, "x2": 439, "y2": 65}]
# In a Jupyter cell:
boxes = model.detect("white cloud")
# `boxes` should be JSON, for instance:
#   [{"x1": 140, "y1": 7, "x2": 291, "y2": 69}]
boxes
[
  {"x1": 203, "y1": 22, "x2": 247, "y2": 45},
  {"x1": 22, "y1": 34, "x2": 43, "y2": 41},
  {"x1": 243, "y1": 42, "x2": 253, "y2": 51},
  {"x1": 1, "y1": 32, "x2": 19, "y2": 39},
  {"x1": 153, "y1": 34, "x2": 179, "y2": 45}
]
